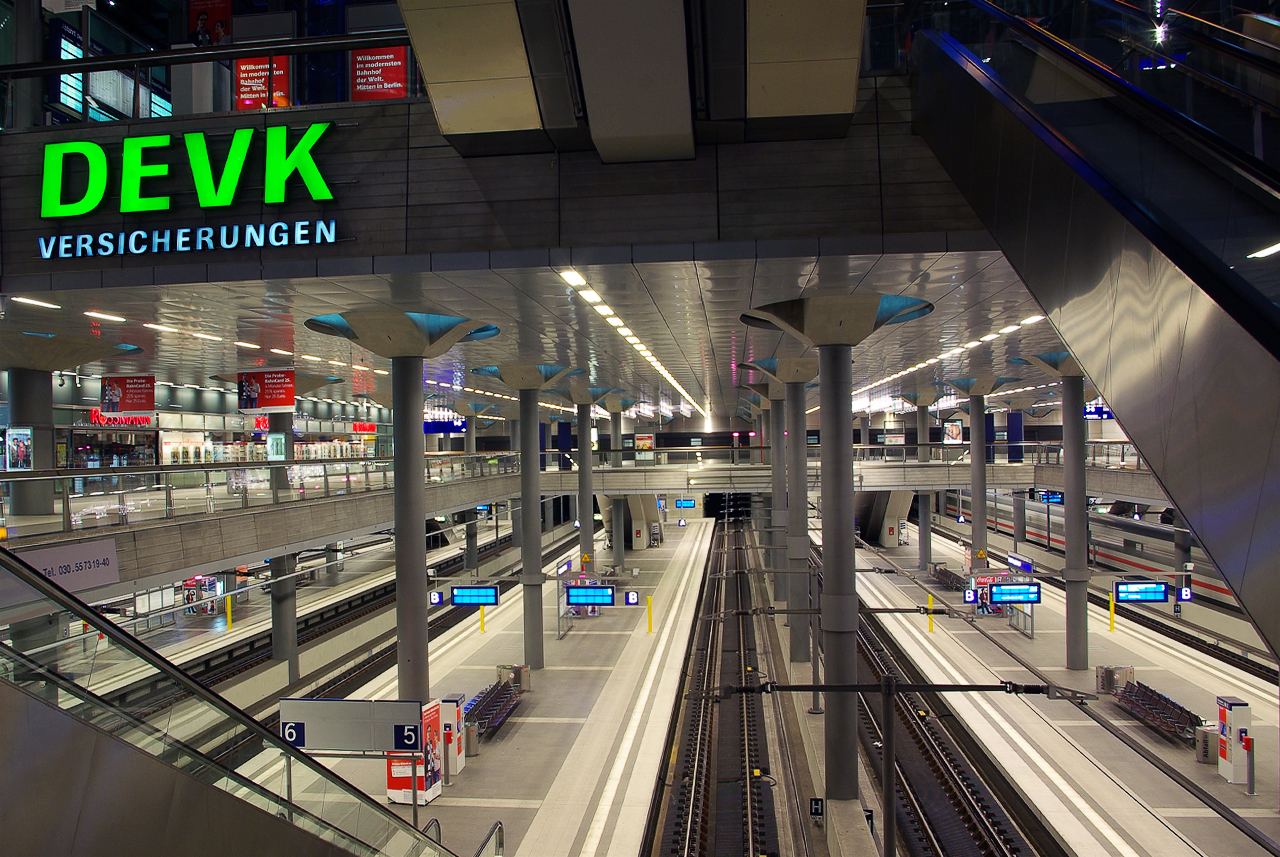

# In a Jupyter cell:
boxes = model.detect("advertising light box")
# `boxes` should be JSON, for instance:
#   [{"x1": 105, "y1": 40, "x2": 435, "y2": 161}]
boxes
[
  {"x1": 565, "y1": 585, "x2": 615, "y2": 606},
  {"x1": 237, "y1": 370, "x2": 295, "y2": 414},
  {"x1": 1115, "y1": 581, "x2": 1169, "y2": 603},
  {"x1": 451, "y1": 586, "x2": 499, "y2": 606},
  {"x1": 989, "y1": 583, "x2": 1041, "y2": 604}
]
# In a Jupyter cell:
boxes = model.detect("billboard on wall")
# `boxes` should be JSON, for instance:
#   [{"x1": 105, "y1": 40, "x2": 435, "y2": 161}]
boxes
[
  {"x1": 100, "y1": 375, "x2": 154, "y2": 416},
  {"x1": 6, "y1": 427, "x2": 32, "y2": 471},
  {"x1": 943, "y1": 420, "x2": 964, "y2": 444},
  {"x1": 351, "y1": 47, "x2": 409, "y2": 101},
  {"x1": 235, "y1": 56, "x2": 291, "y2": 109},
  {"x1": 187, "y1": 0, "x2": 232, "y2": 46},
  {"x1": 237, "y1": 370, "x2": 295, "y2": 414}
]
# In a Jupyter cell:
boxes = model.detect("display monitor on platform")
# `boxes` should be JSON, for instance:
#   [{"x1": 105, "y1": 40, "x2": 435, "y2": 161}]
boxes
[
  {"x1": 988, "y1": 583, "x2": 1041, "y2": 604},
  {"x1": 451, "y1": 585, "x2": 499, "y2": 606},
  {"x1": 1114, "y1": 581, "x2": 1170, "y2": 603},
  {"x1": 565, "y1": 585, "x2": 615, "y2": 606}
]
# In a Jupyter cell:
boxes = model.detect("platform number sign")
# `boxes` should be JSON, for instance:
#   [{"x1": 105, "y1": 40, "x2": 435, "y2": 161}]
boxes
[
  {"x1": 392, "y1": 723, "x2": 420, "y2": 751},
  {"x1": 281, "y1": 721, "x2": 306, "y2": 747},
  {"x1": 429, "y1": 591, "x2": 443, "y2": 606},
  {"x1": 810, "y1": 797, "x2": 824, "y2": 819},
  {"x1": 624, "y1": 591, "x2": 640, "y2": 606}
]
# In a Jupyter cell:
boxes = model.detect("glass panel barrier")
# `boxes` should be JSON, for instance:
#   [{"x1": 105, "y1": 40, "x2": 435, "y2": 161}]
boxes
[{"x1": 0, "y1": 545, "x2": 453, "y2": 857}]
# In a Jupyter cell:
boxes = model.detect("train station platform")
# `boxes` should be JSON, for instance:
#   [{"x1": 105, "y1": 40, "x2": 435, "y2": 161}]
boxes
[
  {"x1": 290, "y1": 519, "x2": 715, "y2": 856},
  {"x1": 845, "y1": 525, "x2": 1280, "y2": 857}
]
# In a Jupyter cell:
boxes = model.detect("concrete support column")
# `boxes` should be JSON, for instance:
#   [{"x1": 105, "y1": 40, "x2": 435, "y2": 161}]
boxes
[
  {"x1": 611, "y1": 411, "x2": 623, "y2": 467},
  {"x1": 270, "y1": 554, "x2": 299, "y2": 684},
  {"x1": 918, "y1": 491, "x2": 932, "y2": 573},
  {"x1": 860, "y1": 414, "x2": 871, "y2": 457},
  {"x1": 969, "y1": 395, "x2": 988, "y2": 566},
  {"x1": 325, "y1": 543, "x2": 344, "y2": 574},
  {"x1": 1013, "y1": 492, "x2": 1027, "y2": 550},
  {"x1": 10, "y1": 0, "x2": 43, "y2": 128},
  {"x1": 393, "y1": 355, "x2": 429, "y2": 703},
  {"x1": 1174, "y1": 527, "x2": 1191, "y2": 572},
  {"x1": 785, "y1": 382, "x2": 809, "y2": 662},
  {"x1": 1062, "y1": 375, "x2": 1089, "y2": 670},
  {"x1": 770, "y1": 399, "x2": 787, "y2": 602},
  {"x1": 8, "y1": 368, "x2": 55, "y2": 516},
  {"x1": 268, "y1": 411, "x2": 294, "y2": 497},
  {"x1": 578, "y1": 404, "x2": 595, "y2": 576},
  {"x1": 916, "y1": 404, "x2": 931, "y2": 463},
  {"x1": 519, "y1": 389, "x2": 545, "y2": 669},
  {"x1": 608, "y1": 498, "x2": 623, "y2": 570},
  {"x1": 464, "y1": 417, "x2": 479, "y2": 571},
  {"x1": 819, "y1": 344, "x2": 858, "y2": 801},
  {"x1": 509, "y1": 418, "x2": 522, "y2": 550}
]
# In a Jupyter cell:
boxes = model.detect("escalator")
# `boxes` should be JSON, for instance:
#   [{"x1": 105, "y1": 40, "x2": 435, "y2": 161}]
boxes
[
  {"x1": 910, "y1": 0, "x2": 1280, "y2": 657},
  {"x1": 0, "y1": 545, "x2": 455, "y2": 857}
]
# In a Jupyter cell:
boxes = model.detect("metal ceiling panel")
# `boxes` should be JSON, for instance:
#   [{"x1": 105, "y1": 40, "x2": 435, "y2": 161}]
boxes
[
  {"x1": 565, "y1": 0, "x2": 695, "y2": 162},
  {"x1": 399, "y1": 0, "x2": 543, "y2": 134}
]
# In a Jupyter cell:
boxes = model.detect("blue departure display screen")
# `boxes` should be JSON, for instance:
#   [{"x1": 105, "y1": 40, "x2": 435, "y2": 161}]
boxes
[
  {"x1": 451, "y1": 585, "x2": 499, "y2": 606},
  {"x1": 675, "y1": 499, "x2": 696, "y2": 508},
  {"x1": 989, "y1": 583, "x2": 1041, "y2": 604},
  {"x1": 565, "y1": 585, "x2": 615, "y2": 606},
  {"x1": 1006, "y1": 553, "x2": 1034, "y2": 574},
  {"x1": 1115, "y1": 581, "x2": 1169, "y2": 603}
]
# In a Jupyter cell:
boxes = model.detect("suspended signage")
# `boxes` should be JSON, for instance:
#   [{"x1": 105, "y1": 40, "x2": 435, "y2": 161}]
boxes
[
  {"x1": 565, "y1": 585, "x2": 615, "y2": 606},
  {"x1": 1083, "y1": 402, "x2": 1115, "y2": 420},
  {"x1": 237, "y1": 370, "x2": 295, "y2": 414},
  {"x1": 450, "y1": 586, "x2": 499, "y2": 606},
  {"x1": 100, "y1": 375, "x2": 154, "y2": 416},
  {"x1": 1114, "y1": 581, "x2": 1169, "y2": 603},
  {"x1": 989, "y1": 583, "x2": 1041, "y2": 604},
  {"x1": 235, "y1": 55, "x2": 291, "y2": 109},
  {"x1": 1006, "y1": 553, "x2": 1035, "y2": 574},
  {"x1": 352, "y1": 422, "x2": 378, "y2": 433},
  {"x1": 88, "y1": 408, "x2": 153, "y2": 427},
  {"x1": 424, "y1": 419, "x2": 465, "y2": 434},
  {"x1": 351, "y1": 47, "x2": 409, "y2": 101}
]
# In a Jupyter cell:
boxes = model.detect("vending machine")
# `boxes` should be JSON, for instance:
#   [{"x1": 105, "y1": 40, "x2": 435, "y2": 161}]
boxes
[{"x1": 1217, "y1": 695, "x2": 1250, "y2": 784}]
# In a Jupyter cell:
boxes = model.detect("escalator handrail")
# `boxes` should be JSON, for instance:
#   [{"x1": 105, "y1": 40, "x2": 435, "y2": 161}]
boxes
[
  {"x1": 1167, "y1": 7, "x2": 1280, "y2": 63},
  {"x1": 960, "y1": 0, "x2": 1280, "y2": 203},
  {"x1": 1167, "y1": 18, "x2": 1280, "y2": 82},
  {"x1": 0, "y1": 544, "x2": 446, "y2": 855},
  {"x1": 915, "y1": 28, "x2": 1280, "y2": 363}
]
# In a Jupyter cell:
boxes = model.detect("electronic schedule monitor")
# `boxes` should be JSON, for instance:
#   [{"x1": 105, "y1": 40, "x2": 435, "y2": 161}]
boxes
[
  {"x1": 675, "y1": 499, "x2": 696, "y2": 508},
  {"x1": 988, "y1": 583, "x2": 1041, "y2": 604},
  {"x1": 565, "y1": 585, "x2": 615, "y2": 606},
  {"x1": 451, "y1": 585, "x2": 499, "y2": 606},
  {"x1": 1114, "y1": 581, "x2": 1170, "y2": 603}
]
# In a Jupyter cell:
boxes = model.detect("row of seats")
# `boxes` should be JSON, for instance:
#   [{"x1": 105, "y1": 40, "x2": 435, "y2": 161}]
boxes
[
  {"x1": 1114, "y1": 681, "x2": 1204, "y2": 743},
  {"x1": 464, "y1": 680, "x2": 522, "y2": 737}
]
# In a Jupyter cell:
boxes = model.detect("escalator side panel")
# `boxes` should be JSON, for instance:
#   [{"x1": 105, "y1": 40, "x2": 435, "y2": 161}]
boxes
[{"x1": 912, "y1": 30, "x2": 1280, "y2": 658}]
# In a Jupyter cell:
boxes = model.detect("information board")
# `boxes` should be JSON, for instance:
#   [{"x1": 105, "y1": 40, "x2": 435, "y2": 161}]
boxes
[
  {"x1": 988, "y1": 583, "x2": 1041, "y2": 604},
  {"x1": 278, "y1": 698, "x2": 422, "y2": 752},
  {"x1": 1006, "y1": 553, "x2": 1035, "y2": 574},
  {"x1": 450, "y1": 585, "x2": 499, "y2": 606},
  {"x1": 1114, "y1": 581, "x2": 1169, "y2": 603},
  {"x1": 675, "y1": 498, "x2": 696, "y2": 508},
  {"x1": 565, "y1": 585, "x2": 615, "y2": 606}
]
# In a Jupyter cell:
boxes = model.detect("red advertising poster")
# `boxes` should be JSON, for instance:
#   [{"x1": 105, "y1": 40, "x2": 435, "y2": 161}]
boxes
[
  {"x1": 237, "y1": 370, "x2": 295, "y2": 414},
  {"x1": 385, "y1": 700, "x2": 442, "y2": 804},
  {"x1": 351, "y1": 47, "x2": 409, "y2": 101},
  {"x1": 235, "y1": 56, "x2": 291, "y2": 109},
  {"x1": 100, "y1": 375, "x2": 154, "y2": 416},
  {"x1": 187, "y1": 0, "x2": 232, "y2": 47}
]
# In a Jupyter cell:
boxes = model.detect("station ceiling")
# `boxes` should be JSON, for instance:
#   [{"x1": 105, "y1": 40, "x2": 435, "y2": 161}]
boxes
[{"x1": 1, "y1": 248, "x2": 1069, "y2": 421}]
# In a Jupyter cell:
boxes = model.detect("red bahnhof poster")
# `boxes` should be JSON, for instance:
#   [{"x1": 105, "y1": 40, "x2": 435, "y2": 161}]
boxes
[
  {"x1": 235, "y1": 56, "x2": 291, "y2": 109},
  {"x1": 100, "y1": 375, "x2": 155, "y2": 416},
  {"x1": 351, "y1": 47, "x2": 409, "y2": 101},
  {"x1": 237, "y1": 370, "x2": 295, "y2": 414}
]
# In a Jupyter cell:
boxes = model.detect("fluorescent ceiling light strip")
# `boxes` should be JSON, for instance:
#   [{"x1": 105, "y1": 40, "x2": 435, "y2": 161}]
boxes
[
  {"x1": 84, "y1": 311, "x2": 125, "y2": 322},
  {"x1": 234, "y1": 341, "x2": 260, "y2": 349},
  {"x1": 12, "y1": 296, "x2": 61, "y2": 309},
  {"x1": 144, "y1": 323, "x2": 179, "y2": 333}
]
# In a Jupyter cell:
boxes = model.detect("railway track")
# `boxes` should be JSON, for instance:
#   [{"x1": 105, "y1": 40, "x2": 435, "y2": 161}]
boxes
[{"x1": 650, "y1": 521, "x2": 778, "y2": 857}]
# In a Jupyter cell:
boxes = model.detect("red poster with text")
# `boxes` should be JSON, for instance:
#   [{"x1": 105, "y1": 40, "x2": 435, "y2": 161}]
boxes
[
  {"x1": 100, "y1": 375, "x2": 155, "y2": 416},
  {"x1": 235, "y1": 56, "x2": 291, "y2": 109},
  {"x1": 351, "y1": 47, "x2": 409, "y2": 101},
  {"x1": 237, "y1": 370, "x2": 295, "y2": 414}
]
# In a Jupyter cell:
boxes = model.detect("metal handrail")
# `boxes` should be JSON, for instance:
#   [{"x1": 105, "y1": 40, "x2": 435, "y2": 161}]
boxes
[
  {"x1": 0, "y1": 544, "x2": 448, "y2": 856},
  {"x1": 470, "y1": 821, "x2": 505, "y2": 857},
  {"x1": 424, "y1": 818, "x2": 442, "y2": 843}
]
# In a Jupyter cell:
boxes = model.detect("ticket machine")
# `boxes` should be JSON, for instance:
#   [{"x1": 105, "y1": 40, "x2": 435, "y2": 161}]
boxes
[{"x1": 1217, "y1": 695, "x2": 1250, "y2": 783}]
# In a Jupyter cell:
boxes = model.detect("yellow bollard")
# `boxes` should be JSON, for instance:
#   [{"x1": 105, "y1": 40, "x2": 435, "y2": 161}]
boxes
[
  {"x1": 647, "y1": 596, "x2": 653, "y2": 634},
  {"x1": 480, "y1": 606, "x2": 486, "y2": 633},
  {"x1": 225, "y1": 595, "x2": 232, "y2": 632},
  {"x1": 928, "y1": 594, "x2": 934, "y2": 633},
  {"x1": 1109, "y1": 593, "x2": 1115, "y2": 632}
]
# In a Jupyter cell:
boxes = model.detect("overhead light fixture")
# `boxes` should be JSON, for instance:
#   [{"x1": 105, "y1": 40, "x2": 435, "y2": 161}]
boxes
[
  {"x1": 234, "y1": 341, "x2": 261, "y2": 349},
  {"x1": 270, "y1": 348, "x2": 293, "y2": 356},
  {"x1": 374, "y1": 369, "x2": 389, "y2": 375},
  {"x1": 84, "y1": 311, "x2": 125, "y2": 322},
  {"x1": 192, "y1": 332, "x2": 222, "y2": 341},
  {"x1": 626, "y1": 335, "x2": 641, "y2": 344},
  {"x1": 926, "y1": 357, "x2": 938, "y2": 364},
  {"x1": 593, "y1": 304, "x2": 614, "y2": 316},
  {"x1": 1247, "y1": 241, "x2": 1280, "y2": 259},
  {"x1": 144, "y1": 323, "x2": 179, "y2": 333},
  {"x1": 606, "y1": 317, "x2": 625, "y2": 327},
  {"x1": 1021, "y1": 315, "x2": 1045, "y2": 325},
  {"x1": 980, "y1": 333, "x2": 999, "y2": 342},
  {"x1": 559, "y1": 270, "x2": 587, "y2": 286},
  {"x1": 300, "y1": 354, "x2": 322, "y2": 362},
  {"x1": 618, "y1": 327, "x2": 633, "y2": 337},
  {"x1": 12, "y1": 296, "x2": 61, "y2": 310},
  {"x1": 999, "y1": 325, "x2": 1021, "y2": 334},
  {"x1": 328, "y1": 360, "x2": 346, "y2": 366},
  {"x1": 963, "y1": 340, "x2": 980, "y2": 349},
  {"x1": 352, "y1": 364, "x2": 371, "y2": 372},
  {"x1": 579, "y1": 289, "x2": 602, "y2": 303}
]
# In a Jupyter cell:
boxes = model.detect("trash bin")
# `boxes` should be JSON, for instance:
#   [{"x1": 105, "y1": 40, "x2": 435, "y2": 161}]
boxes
[
  {"x1": 497, "y1": 663, "x2": 531, "y2": 692},
  {"x1": 1095, "y1": 665, "x2": 1134, "y2": 695},
  {"x1": 1195, "y1": 726, "x2": 1216, "y2": 764},
  {"x1": 464, "y1": 721, "x2": 480, "y2": 757}
]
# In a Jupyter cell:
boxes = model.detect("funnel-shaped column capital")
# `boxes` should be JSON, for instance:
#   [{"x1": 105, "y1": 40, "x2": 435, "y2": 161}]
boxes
[
  {"x1": 1011, "y1": 351, "x2": 1083, "y2": 378},
  {"x1": 0, "y1": 332, "x2": 143, "y2": 372},
  {"x1": 944, "y1": 376, "x2": 1022, "y2": 398},
  {"x1": 305, "y1": 312, "x2": 499, "y2": 359},
  {"x1": 454, "y1": 401, "x2": 497, "y2": 419},
  {"x1": 739, "y1": 357, "x2": 818, "y2": 384},
  {"x1": 602, "y1": 392, "x2": 639, "y2": 413},
  {"x1": 897, "y1": 389, "x2": 943, "y2": 408},
  {"x1": 471, "y1": 364, "x2": 581, "y2": 391},
  {"x1": 741, "y1": 294, "x2": 933, "y2": 348},
  {"x1": 745, "y1": 383, "x2": 779, "y2": 405},
  {"x1": 553, "y1": 379, "x2": 620, "y2": 406}
]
